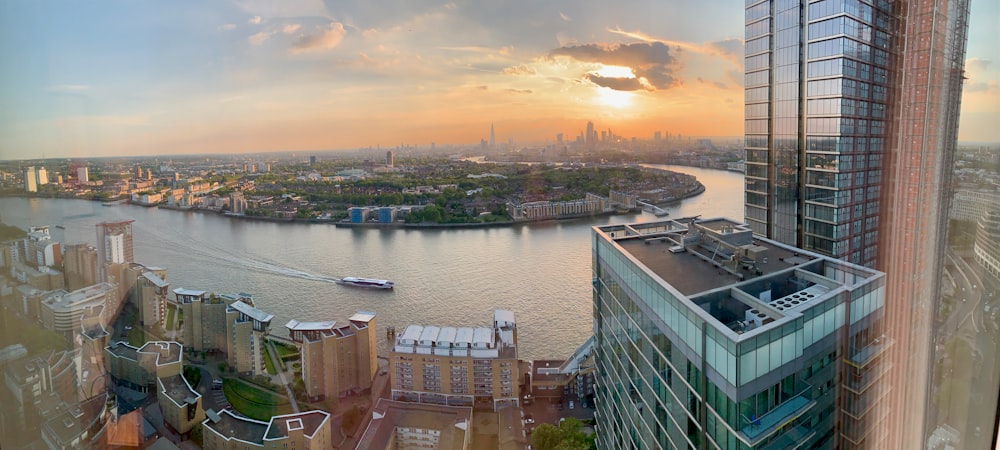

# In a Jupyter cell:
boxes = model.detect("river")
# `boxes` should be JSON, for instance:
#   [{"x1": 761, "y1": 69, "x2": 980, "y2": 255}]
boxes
[{"x1": 0, "y1": 165, "x2": 743, "y2": 360}]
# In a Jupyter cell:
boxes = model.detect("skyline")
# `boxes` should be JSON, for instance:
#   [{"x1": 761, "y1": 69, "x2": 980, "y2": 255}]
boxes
[{"x1": 1, "y1": 0, "x2": 998, "y2": 160}]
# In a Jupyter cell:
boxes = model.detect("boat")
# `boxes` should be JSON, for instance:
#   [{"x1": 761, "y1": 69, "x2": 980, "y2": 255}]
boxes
[
  {"x1": 336, "y1": 277, "x2": 394, "y2": 289},
  {"x1": 54, "y1": 225, "x2": 65, "y2": 229},
  {"x1": 654, "y1": 210, "x2": 670, "y2": 217}
]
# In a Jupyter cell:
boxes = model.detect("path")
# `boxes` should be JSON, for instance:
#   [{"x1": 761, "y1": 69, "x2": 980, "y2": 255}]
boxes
[{"x1": 267, "y1": 340, "x2": 300, "y2": 413}]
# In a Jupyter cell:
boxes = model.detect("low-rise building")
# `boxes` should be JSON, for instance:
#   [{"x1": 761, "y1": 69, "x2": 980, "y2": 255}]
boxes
[
  {"x1": 104, "y1": 341, "x2": 182, "y2": 392},
  {"x1": 202, "y1": 409, "x2": 331, "y2": 449},
  {"x1": 286, "y1": 311, "x2": 377, "y2": 404},
  {"x1": 356, "y1": 399, "x2": 472, "y2": 450},
  {"x1": 390, "y1": 309, "x2": 519, "y2": 411}
]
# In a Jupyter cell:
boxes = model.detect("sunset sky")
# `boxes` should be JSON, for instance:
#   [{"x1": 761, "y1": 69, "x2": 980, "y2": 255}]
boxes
[{"x1": 1, "y1": 0, "x2": 998, "y2": 160}]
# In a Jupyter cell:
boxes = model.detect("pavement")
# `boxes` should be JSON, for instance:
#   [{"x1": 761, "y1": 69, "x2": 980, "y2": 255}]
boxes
[{"x1": 266, "y1": 340, "x2": 300, "y2": 413}]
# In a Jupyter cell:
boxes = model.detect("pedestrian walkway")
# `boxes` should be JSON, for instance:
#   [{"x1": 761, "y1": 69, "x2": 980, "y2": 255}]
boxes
[{"x1": 266, "y1": 340, "x2": 299, "y2": 413}]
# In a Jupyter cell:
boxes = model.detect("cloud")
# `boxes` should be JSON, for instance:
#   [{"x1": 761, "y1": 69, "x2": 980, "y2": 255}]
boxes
[
  {"x1": 282, "y1": 24, "x2": 301, "y2": 34},
  {"x1": 967, "y1": 58, "x2": 991, "y2": 72},
  {"x1": 248, "y1": 31, "x2": 271, "y2": 45},
  {"x1": 505, "y1": 88, "x2": 533, "y2": 94},
  {"x1": 584, "y1": 74, "x2": 652, "y2": 91},
  {"x1": 549, "y1": 41, "x2": 679, "y2": 90},
  {"x1": 291, "y1": 22, "x2": 347, "y2": 54},
  {"x1": 249, "y1": 15, "x2": 262, "y2": 25},
  {"x1": 559, "y1": 12, "x2": 572, "y2": 22},
  {"x1": 502, "y1": 64, "x2": 537, "y2": 75},
  {"x1": 218, "y1": 23, "x2": 237, "y2": 31},
  {"x1": 608, "y1": 27, "x2": 743, "y2": 65},
  {"x1": 966, "y1": 80, "x2": 999, "y2": 93}
]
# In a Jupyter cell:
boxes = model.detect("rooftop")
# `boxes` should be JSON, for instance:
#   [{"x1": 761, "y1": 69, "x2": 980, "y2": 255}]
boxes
[
  {"x1": 349, "y1": 311, "x2": 376, "y2": 323},
  {"x1": 139, "y1": 341, "x2": 182, "y2": 366},
  {"x1": 285, "y1": 319, "x2": 336, "y2": 331},
  {"x1": 203, "y1": 409, "x2": 268, "y2": 445},
  {"x1": 158, "y1": 374, "x2": 200, "y2": 407},
  {"x1": 357, "y1": 399, "x2": 472, "y2": 450},
  {"x1": 264, "y1": 411, "x2": 330, "y2": 440},
  {"x1": 229, "y1": 300, "x2": 274, "y2": 324},
  {"x1": 106, "y1": 341, "x2": 139, "y2": 361},
  {"x1": 42, "y1": 283, "x2": 114, "y2": 311},
  {"x1": 141, "y1": 271, "x2": 168, "y2": 288}
]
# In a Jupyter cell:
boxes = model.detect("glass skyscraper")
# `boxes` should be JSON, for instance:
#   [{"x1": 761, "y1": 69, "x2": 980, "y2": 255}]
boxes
[
  {"x1": 743, "y1": 0, "x2": 971, "y2": 446},
  {"x1": 592, "y1": 218, "x2": 886, "y2": 449}
]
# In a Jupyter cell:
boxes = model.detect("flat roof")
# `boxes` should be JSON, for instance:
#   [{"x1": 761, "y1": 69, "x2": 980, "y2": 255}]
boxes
[
  {"x1": 229, "y1": 300, "x2": 274, "y2": 323},
  {"x1": 285, "y1": 319, "x2": 336, "y2": 331},
  {"x1": 158, "y1": 374, "x2": 200, "y2": 407},
  {"x1": 357, "y1": 399, "x2": 471, "y2": 450},
  {"x1": 43, "y1": 283, "x2": 114, "y2": 310},
  {"x1": 106, "y1": 341, "x2": 139, "y2": 361},
  {"x1": 139, "y1": 341, "x2": 182, "y2": 366},
  {"x1": 264, "y1": 411, "x2": 330, "y2": 440},
  {"x1": 204, "y1": 410, "x2": 268, "y2": 445},
  {"x1": 602, "y1": 222, "x2": 804, "y2": 296},
  {"x1": 349, "y1": 311, "x2": 376, "y2": 323},
  {"x1": 172, "y1": 288, "x2": 205, "y2": 297}
]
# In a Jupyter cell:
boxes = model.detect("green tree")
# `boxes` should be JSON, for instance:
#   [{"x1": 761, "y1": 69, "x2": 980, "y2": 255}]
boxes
[{"x1": 531, "y1": 418, "x2": 595, "y2": 450}]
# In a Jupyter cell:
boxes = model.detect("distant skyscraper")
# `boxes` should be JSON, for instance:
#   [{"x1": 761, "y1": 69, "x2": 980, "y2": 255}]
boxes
[
  {"x1": 556, "y1": 132, "x2": 564, "y2": 144},
  {"x1": 23, "y1": 166, "x2": 37, "y2": 192},
  {"x1": 135, "y1": 164, "x2": 143, "y2": 179},
  {"x1": 490, "y1": 123, "x2": 496, "y2": 148},
  {"x1": 386, "y1": 150, "x2": 394, "y2": 168},
  {"x1": 96, "y1": 220, "x2": 134, "y2": 282},
  {"x1": 586, "y1": 121, "x2": 595, "y2": 145},
  {"x1": 743, "y1": 0, "x2": 971, "y2": 446},
  {"x1": 36, "y1": 167, "x2": 47, "y2": 185},
  {"x1": 310, "y1": 155, "x2": 317, "y2": 166},
  {"x1": 77, "y1": 166, "x2": 89, "y2": 183}
]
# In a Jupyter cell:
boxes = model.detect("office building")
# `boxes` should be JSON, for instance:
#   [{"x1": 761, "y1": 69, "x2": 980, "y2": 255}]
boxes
[
  {"x1": 592, "y1": 218, "x2": 886, "y2": 449},
  {"x1": 390, "y1": 309, "x2": 519, "y2": 411},
  {"x1": 950, "y1": 189, "x2": 1000, "y2": 223},
  {"x1": 24, "y1": 166, "x2": 37, "y2": 192},
  {"x1": 286, "y1": 311, "x2": 377, "y2": 403},
  {"x1": 202, "y1": 409, "x2": 332, "y2": 450},
  {"x1": 356, "y1": 399, "x2": 472, "y2": 450},
  {"x1": 744, "y1": 0, "x2": 971, "y2": 445},
  {"x1": 96, "y1": 220, "x2": 134, "y2": 282},
  {"x1": 63, "y1": 243, "x2": 99, "y2": 291},
  {"x1": 175, "y1": 290, "x2": 273, "y2": 375},
  {"x1": 975, "y1": 210, "x2": 1000, "y2": 280}
]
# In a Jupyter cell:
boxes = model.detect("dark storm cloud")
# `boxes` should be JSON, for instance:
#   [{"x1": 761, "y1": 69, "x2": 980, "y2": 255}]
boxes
[{"x1": 548, "y1": 41, "x2": 679, "y2": 90}]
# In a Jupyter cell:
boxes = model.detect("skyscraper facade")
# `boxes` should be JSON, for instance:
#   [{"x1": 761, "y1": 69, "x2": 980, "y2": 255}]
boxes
[
  {"x1": 95, "y1": 220, "x2": 134, "y2": 282},
  {"x1": 743, "y1": 0, "x2": 970, "y2": 445},
  {"x1": 591, "y1": 218, "x2": 887, "y2": 449}
]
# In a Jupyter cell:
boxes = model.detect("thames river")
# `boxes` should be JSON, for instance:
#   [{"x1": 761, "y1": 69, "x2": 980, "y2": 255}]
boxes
[{"x1": 0, "y1": 165, "x2": 743, "y2": 360}]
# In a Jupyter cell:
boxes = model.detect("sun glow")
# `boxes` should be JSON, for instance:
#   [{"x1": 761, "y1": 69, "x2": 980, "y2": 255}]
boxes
[
  {"x1": 594, "y1": 87, "x2": 634, "y2": 109},
  {"x1": 595, "y1": 65, "x2": 635, "y2": 78}
]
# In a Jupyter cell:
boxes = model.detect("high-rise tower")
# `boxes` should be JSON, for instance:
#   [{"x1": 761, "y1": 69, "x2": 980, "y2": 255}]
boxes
[
  {"x1": 490, "y1": 123, "x2": 496, "y2": 148},
  {"x1": 96, "y1": 220, "x2": 135, "y2": 282},
  {"x1": 743, "y1": 0, "x2": 971, "y2": 446}
]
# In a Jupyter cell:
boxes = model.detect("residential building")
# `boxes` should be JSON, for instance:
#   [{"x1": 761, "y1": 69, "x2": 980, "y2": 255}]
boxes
[
  {"x1": 96, "y1": 220, "x2": 134, "y2": 282},
  {"x1": 39, "y1": 393, "x2": 113, "y2": 450},
  {"x1": 11, "y1": 262, "x2": 65, "y2": 291},
  {"x1": 390, "y1": 309, "x2": 519, "y2": 411},
  {"x1": 157, "y1": 374, "x2": 204, "y2": 435},
  {"x1": 176, "y1": 290, "x2": 273, "y2": 375},
  {"x1": 24, "y1": 166, "x2": 37, "y2": 192},
  {"x1": 286, "y1": 311, "x2": 377, "y2": 403},
  {"x1": 104, "y1": 341, "x2": 182, "y2": 392},
  {"x1": 744, "y1": 0, "x2": 971, "y2": 444},
  {"x1": 134, "y1": 267, "x2": 169, "y2": 329},
  {"x1": 229, "y1": 192, "x2": 247, "y2": 215},
  {"x1": 592, "y1": 218, "x2": 886, "y2": 449},
  {"x1": 202, "y1": 409, "x2": 332, "y2": 450},
  {"x1": 4, "y1": 349, "x2": 80, "y2": 429},
  {"x1": 36, "y1": 166, "x2": 48, "y2": 185},
  {"x1": 77, "y1": 166, "x2": 89, "y2": 184},
  {"x1": 63, "y1": 243, "x2": 99, "y2": 291},
  {"x1": 40, "y1": 283, "x2": 116, "y2": 334},
  {"x1": 13, "y1": 226, "x2": 61, "y2": 269},
  {"x1": 356, "y1": 399, "x2": 472, "y2": 450}
]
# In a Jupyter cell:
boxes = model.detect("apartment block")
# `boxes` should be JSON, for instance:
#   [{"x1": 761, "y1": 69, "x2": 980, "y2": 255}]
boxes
[
  {"x1": 176, "y1": 290, "x2": 273, "y2": 375},
  {"x1": 134, "y1": 268, "x2": 168, "y2": 329},
  {"x1": 202, "y1": 409, "x2": 331, "y2": 449},
  {"x1": 592, "y1": 218, "x2": 886, "y2": 449},
  {"x1": 104, "y1": 341, "x2": 182, "y2": 392},
  {"x1": 63, "y1": 243, "x2": 99, "y2": 291},
  {"x1": 40, "y1": 282, "x2": 116, "y2": 334},
  {"x1": 390, "y1": 309, "x2": 519, "y2": 411},
  {"x1": 286, "y1": 311, "x2": 377, "y2": 403},
  {"x1": 356, "y1": 399, "x2": 472, "y2": 450},
  {"x1": 157, "y1": 374, "x2": 204, "y2": 435}
]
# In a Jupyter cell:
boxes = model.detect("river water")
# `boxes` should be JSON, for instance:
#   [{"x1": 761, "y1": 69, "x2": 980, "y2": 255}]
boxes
[{"x1": 0, "y1": 165, "x2": 743, "y2": 360}]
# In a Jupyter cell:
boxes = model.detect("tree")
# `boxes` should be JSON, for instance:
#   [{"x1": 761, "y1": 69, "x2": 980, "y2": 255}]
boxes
[{"x1": 531, "y1": 418, "x2": 595, "y2": 450}]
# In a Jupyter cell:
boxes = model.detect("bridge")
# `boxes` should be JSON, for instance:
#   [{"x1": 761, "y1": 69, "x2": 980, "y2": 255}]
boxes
[{"x1": 636, "y1": 200, "x2": 669, "y2": 217}]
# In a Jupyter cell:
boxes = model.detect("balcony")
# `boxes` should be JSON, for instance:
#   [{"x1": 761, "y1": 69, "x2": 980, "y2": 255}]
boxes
[
  {"x1": 843, "y1": 361, "x2": 892, "y2": 394},
  {"x1": 846, "y1": 336, "x2": 893, "y2": 368},
  {"x1": 739, "y1": 385, "x2": 815, "y2": 447},
  {"x1": 759, "y1": 424, "x2": 817, "y2": 450}
]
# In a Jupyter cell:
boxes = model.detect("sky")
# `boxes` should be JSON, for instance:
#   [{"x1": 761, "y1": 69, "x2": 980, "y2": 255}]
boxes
[{"x1": 0, "y1": 0, "x2": 997, "y2": 160}]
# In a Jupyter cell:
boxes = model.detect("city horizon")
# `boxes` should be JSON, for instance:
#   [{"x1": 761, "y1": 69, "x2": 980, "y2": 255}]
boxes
[{"x1": 1, "y1": 0, "x2": 997, "y2": 160}]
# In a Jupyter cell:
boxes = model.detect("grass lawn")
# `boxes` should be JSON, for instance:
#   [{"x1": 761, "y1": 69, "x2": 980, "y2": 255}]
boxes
[
  {"x1": 127, "y1": 326, "x2": 146, "y2": 347},
  {"x1": 165, "y1": 307, "x2": 175, "y2": 331},
  {"x1": 0, "y1": 308, "x2": 69, "y2": 354},
  {"x1": 222, "y1": 379, "x2": 292, "y2": 421},
  {"x1": 263, "y1": 344, "x2": 278, "y2": 375},
  {"x1": 273, "y1": 342, "x2": 299, "y2": 359}
]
